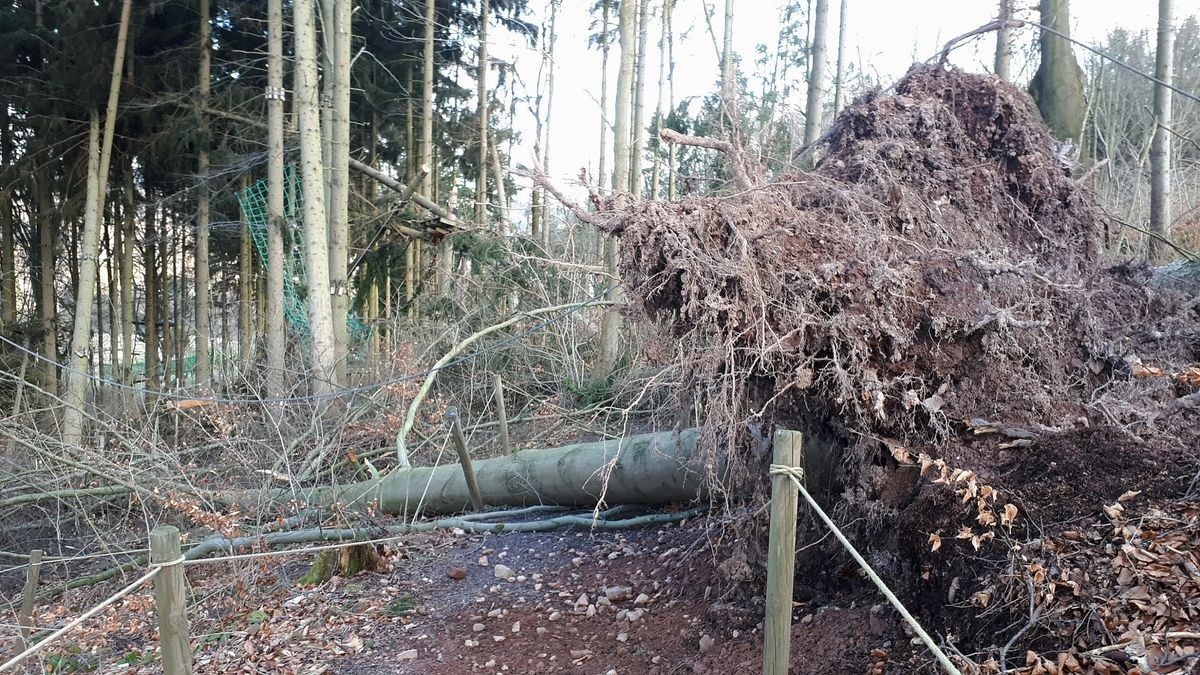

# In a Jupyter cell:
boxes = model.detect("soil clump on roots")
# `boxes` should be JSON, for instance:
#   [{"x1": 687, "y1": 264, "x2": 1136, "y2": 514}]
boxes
[{"x1": 600, "y1": 66, "x2": 1200, "y2": 669}]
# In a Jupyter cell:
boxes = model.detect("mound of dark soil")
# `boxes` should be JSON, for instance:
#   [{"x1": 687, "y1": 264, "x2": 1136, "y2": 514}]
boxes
[{"x1": 599, "y1": 66, "x2": 1200, "y2": 662}]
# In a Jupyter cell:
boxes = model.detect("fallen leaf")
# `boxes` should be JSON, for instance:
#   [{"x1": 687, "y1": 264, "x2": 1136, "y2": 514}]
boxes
[{"x1": 929, "y1": 533, "x2": 942, "y2": 552}]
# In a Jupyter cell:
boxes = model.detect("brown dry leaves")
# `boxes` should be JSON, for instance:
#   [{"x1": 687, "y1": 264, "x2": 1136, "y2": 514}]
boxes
[
  {"x1": 999, "y1": 499, "x2": 1200, "y2": 673},
  {"x1": 914, "y1": 451, "x2": 1017, "y2": 553}
]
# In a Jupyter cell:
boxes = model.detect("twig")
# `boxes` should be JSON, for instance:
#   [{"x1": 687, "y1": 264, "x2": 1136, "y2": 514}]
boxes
[
  {"x1": 659, "y1": 128, "x2": 752, "y2": 191},
  {"x1": 1082, "y1": 632, "x2": 1200, "y2": 658},
  {"x1": 508, "y1": 164, "x2": 600, "y2": 225}
]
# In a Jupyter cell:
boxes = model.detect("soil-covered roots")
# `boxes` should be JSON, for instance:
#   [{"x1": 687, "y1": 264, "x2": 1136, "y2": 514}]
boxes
[{"x1": 599, "y1": 66, "x2": 1200, "y2": 667}]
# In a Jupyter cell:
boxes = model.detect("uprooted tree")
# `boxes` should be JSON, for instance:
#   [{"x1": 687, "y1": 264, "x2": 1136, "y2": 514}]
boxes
[{"x1": 562, "y1": 65, "x2": 1197, "y2": 664}]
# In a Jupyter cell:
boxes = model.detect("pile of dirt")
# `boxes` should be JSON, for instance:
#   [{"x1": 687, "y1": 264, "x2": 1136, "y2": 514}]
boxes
[{"x1": 600, "y1": 66, "x2": 1200, "y2": 666}]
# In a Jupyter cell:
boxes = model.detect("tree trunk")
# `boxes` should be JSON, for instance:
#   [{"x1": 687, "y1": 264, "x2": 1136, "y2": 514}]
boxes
[
  {"x1": 476, "y1": 0, "x2": 490, "y2": 225},
  {"x1": 630, "y1": 0, "x2": 650, "y2": 198},
  {"x1": 0, "y1": 104, "x2": 14, "y2": 330},
  {"x1": 539, "y1": 0, "x2": 559, "y2": 242},
  {"x1": 37, "y1": 177, "x2": 56, "y2": 396},
  {"x1": 592, "y1": 0, "x2": 636, "y2": 385},
  {"x1": 239, "y1": 178, "x2": 254, "y2": 371},
  {"x1": 804, "y1": 0, "x2": 829, "y2": 146},
  {"x1": 995, "y1": 0, "x2": 1012, "y2": 81},
  {"x1": 266, "y1": 0, "x2": 287, "y2": 396},
  {"x1": 1148, "y1": 0, "x2": 1175, "y2": 262},
  {"x1": 144, "y1": 203, "x2": 159, "y2": 392},
  {"x1": 421, "y1": 0, "x2": 435, "y2": 198},
  {"x1": 832, "y1": 0, "x2": 848, "y2": 115},
  {"x1": 320, "y1": 430, "x2": 707, "y2": 515},
  {"x1": 62, "y1": 117, "x2": 102, "y2": 447},
  {"x1": 328, "y1": 0, "x2": 352, "y2": 386},
  {"x1": 666, "y1": 0, "x2": 676, "y2": 199},
  {"x1": 1029, "y1": 0, "x2": 1085, "y2": 142},
  {"x1": 194, "y1": 0, "x2": 213, "y2": 389},
  {"x1": 294, "y1": 0, "x2": 338, "y2": 395},
  {"x1": 63, "y1": 0, "x2": 131, "y2": 442},
  {"x1": 120, "y1": 163, "x2": 135, "y2": 383},
  {"x1": 651, "y1": 0, "x2": 666, "y2": 200},
  {"x1": 598, "y1": 0, "x2": 611, "y2": 194}
]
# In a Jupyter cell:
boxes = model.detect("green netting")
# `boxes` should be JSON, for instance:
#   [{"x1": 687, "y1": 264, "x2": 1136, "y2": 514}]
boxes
[{"x1": 237, "y1": 165, "x2": 368, "y2": 344}]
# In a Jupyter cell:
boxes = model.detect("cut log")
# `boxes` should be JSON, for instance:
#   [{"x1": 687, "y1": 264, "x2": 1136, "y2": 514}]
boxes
[{"x1": 315, "y1": 429, "x2": 707, "y2": 516}]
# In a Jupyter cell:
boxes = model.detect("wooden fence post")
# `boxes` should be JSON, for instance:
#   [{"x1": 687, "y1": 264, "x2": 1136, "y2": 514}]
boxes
[
  {"x1": 150, "y1": 526, "x2": 193, "y2": 675},
  {"x1": 447, "y1": 409, "x2": 484, "y2": 511},
  {"x1": 492, "y1": 373, "x2": 512, "y2": 455},
  {"x1": 15, "y1": 549, "x2": 42, "y2": 650},
  {"x1": 763, "y1": 430, "x2": 803, "y2": 675}
]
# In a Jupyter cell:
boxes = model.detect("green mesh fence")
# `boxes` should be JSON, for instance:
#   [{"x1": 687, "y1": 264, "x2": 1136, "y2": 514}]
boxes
[{"x1": 237, "y1": 165, "x2": 368, "y2": 344}]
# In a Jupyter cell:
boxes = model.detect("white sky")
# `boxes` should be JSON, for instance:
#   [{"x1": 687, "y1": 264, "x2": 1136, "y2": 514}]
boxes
[{"x1": 490, "y1": 0, "x2": 1194, "y2": 210}]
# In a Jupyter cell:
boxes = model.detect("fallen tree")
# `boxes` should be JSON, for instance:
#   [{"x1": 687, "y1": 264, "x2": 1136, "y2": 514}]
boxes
[
  {"x1": 312, "y1": 429, "x2": 711, "y2": 515},
  {"x1": 582, "y1": 65, "x2": 1200, "y2": 669}
]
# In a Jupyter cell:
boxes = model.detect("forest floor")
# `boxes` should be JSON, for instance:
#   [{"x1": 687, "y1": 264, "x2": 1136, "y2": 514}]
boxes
[{"x1": 2, "y1": 512, "x2": 918, "y2": 675}]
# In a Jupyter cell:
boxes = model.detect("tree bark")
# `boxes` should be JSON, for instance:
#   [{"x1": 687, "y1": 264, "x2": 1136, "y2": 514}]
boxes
[
  {"x1": 1029, "y1": 0, "x2": 1086, "y2": 142},
  {"x1": 329, "y1": 0, "x2": 352, "y2": 385},
  {"x1": 592, "y1": 0, "x2": 637, "y2": 385},
  {"x1": 37, "y1": 176, "x2": 55, "y2": 396},
  {"x1": 476, "y1": 0, "x2": 490, "y2": 225},
  {"x1": 324, "y1": 430, "x2": 707, "y2": 516},
  {"x1": 266, "y1": 0, "x2": 287, "y2": 396},
  {"x1": 1149, "y1": 0, "x2": 1175, "y2": 263},
  {"x1": 422, "y1": 0, "x2": 435, "y2": 198},
  {"x1": 238, "y1": 178, "x2": 254, "y2": 371},
  {"x1": 295, "y1": 0, "x2": 338, "y2": 395},
  {"x1": 62, "y1": 117, "x2": 101, "y2": 447},
  {"x1": 120, "y1": 164, "x2": 135, "y2": 383},
  {"x1": 539, "y1": 0, "x2": 559, "y2": 242},
  {"x1": 832, "y1": 0, "x2": 848, "y2": 115},
  {"x1": 0, "y1": 104, "x2": 14, "y2": 330},
  {"x1": 194, "y1": 0, "x2": 213, "y2": 389},
  {"x1": 630, "y1": 0, "x2": 650, "y2": 198},
  {"x1": 804, "y1": 0, "x2": 829, "y2": 146},
  {"x1": 598, "y1": 0, "x2": 611, "y2": 194},
  {"x1": 994, "y1": 0, "x2": 1012, "y2": 81},
  {"x1": 144, "y1": 203, "x2": 158, "y2": 392}
]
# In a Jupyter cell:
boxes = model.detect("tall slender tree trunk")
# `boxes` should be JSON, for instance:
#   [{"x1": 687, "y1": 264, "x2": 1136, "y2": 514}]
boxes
[
  {"x1": 804, "y1": 0, "x2": 829, "y2": 146},
  {"x1": 832, "y1": 0, "x2": 848, "y2": 116},
  {"x1": 651, "y1": 0, "x2": 666, "y2": 200},
  {"x1": 239, "y1": 177, "x2": 254, "y2": 371},
  {"x1": 666, "y1": 0, "x2": 676, "y2": 199},
  {"x1": 598, "y1": 0, "x2": 611, "y2": 194},
  {"x1": 422, "y1": 0, "x2": 435, "y2": 198},
  {"x1": 1029, "y1": 0, "x2": 1085, "y2": 142},
  {"x1": 62, "y1": 117, "x2": 101, "y2": 447},
  {"x1": 1149, "y1": 0, "x2": 1175, "y2": 262},
  {"x1": 37, "y1": 176, "x2": 56, "y2": 395},
  {"x1": 720, "y1": 0, "x2": 734, "y2": 111},
  {"x1": 195, "y1": 0, "x2": 213, "y2": 388},
  {"x1": 328, "y1": 0, "x2": 352, "y2": 385},
  {"x1": 0, "y1": 104, "x2": 14, "y2": 330},
  {"x1": 63, "y1": 0, "x2": 131, "y2": 442},
  {"x1": 591, "y1": 0, "x2": 636, "y2": 384},
  {"x1": 540, "y1": 0, "x2": 558, "y2": 241},
  {"x1": 995, "y1": 0, "x2": 1012, "y2": 81},
  {"x1": 476, "y1": 0, "x2": 490, "y2": 225},
  {"x1": 295, "y1": 0, "x2": 338, "y2": 394},
  {"x1": 266, "y1": 0, "x2": 287, "y2": 396},
  {"x1": 160, "y1": 212, "x2": 173, "y2": 388},
  {"x1": 630, "y1": 0, "x2": 649, "y2": 198},
  {"x1": 145, "y1": 203, "x2": 159, "y2": 392},
  {"x1": 120, "y1": 163, "x2": 134, "y2": 383}
]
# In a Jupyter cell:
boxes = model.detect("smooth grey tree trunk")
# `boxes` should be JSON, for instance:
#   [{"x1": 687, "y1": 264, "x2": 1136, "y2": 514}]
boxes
[
  {"x1": 832, "y1": 0, "x2": 848, "y2": 115},
  {"x1": 329, "y1": 0, "x2": 352, "y2": 385},
  {"x1": 995, "y1": 0, "x2": 1012, "y2": 81},
  {"x1": 804, "y1": 0, "x2": 829, "y2": 146},
  {"x1": 1149, "y1": 0, "x2": 1175, "y2": 262},
  {"x1": 320, "y1": 430, "x2": 707, "y2": 516},
  {"x1": 1029, "y1": 0, "x2": 1086, "y2": 142},
  {"x1": 476, "y1": 0, "x2": 489, "y2": 225},
  {"x1": 592, "y1": 0, "x2": 637, "y2": 385},
  {"x1": 266, "y1": 0, "x2": 287, "y2": 396},
  {"x1": 630, "y1": 0, "x2": 650, "y2": 197},
  {"x1": 294, "y1": 0, "x2": 338, "y2": 395},
  {"x1": 62, "y1": 118, "x2": 101, "y2": 447}
]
